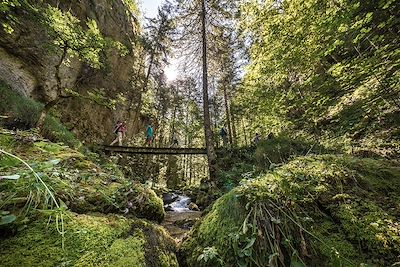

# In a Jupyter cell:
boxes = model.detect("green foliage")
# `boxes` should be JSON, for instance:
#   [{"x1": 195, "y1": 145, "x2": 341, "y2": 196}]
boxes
[
  {"x1": 181, "y1": 192, "x2": 246, "y2": 266},
  {"x1": 0, "y1": 0, "x2": 31, "y2": 33},
  {"x1": 217, "y1": 147, "x2": 257, "y2": 189},
  {"x1": 1, "y1": 2, "x2": 129, "y2": 66},
  {"x1": 254, "y1": 136, "x2": 330, "y2": 167},
  {"x1": 235, "y1": 0, "x2": 400, "y2": 156},
  {"x1": 121, "y1": 0, "x2": 140, "y2": 17},
  {"x1": 182, "y1": 154, "x2": 400, "y2": 266},
  {"x1": 44, "y1": 6, "x2": 105, "y2": 68},
  {"x1": 197, "y1": 247, "x2": 224, "y2": 266},
  {"x1": 0, "y1": 211, "x2": 137, "y2": 266},
  {"x1": 217, "y1": 136, "x2": 329, "y2": 189},
  {"x1": 85, "y1": 88, "x2": 127, "y2": 110}
]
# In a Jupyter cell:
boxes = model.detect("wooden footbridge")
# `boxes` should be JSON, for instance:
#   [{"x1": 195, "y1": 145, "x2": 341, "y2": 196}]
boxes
[{"x1": 103, "y1": 145, "x2": 207, "y2": 155}]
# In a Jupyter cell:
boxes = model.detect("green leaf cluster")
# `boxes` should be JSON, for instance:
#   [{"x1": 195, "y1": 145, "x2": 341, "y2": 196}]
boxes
[{"x1": 234, "y1": 0, "x2": 400, "y2": 154}]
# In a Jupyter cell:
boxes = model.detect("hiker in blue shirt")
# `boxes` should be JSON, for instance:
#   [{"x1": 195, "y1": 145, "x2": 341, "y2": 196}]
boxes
[
  {"x1": 145, "y1": 124, "x2": 153, "y2": 146},
  {"x1": 219, "y1": 127, "x2": 228, "y2": 147}
]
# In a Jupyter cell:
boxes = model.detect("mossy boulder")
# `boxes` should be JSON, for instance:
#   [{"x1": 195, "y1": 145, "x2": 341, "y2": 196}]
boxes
[
  {"x1": 180, "y1": 155, "x2": 400, "y2": 266},
  {"x1": 115, "y1": 183, "x2": 165, "y2": 223},
  {"x1": 0, "y1": 129, "x2": 164, "y2": 222},
  {"x1": 0, "y1": 211, "x2": 178, "y2": 267},
  {"x1": 182, "y1": 185, "x2": 221, "y2": 210}
]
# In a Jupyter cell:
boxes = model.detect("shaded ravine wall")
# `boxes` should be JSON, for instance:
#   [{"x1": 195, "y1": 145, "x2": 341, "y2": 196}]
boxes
[{"x1": 0, "y1": 0, "x2": 147, "y2": 143}]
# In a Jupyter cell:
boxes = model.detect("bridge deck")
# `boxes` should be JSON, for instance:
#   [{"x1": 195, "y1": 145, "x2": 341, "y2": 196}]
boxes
[{"x1": 103, "y1": 145, "x2": 207, "y2": 155}]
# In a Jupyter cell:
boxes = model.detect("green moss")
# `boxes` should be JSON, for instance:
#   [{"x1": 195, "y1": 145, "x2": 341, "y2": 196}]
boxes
[
  {"x1": 0, "y1": 212, "x2": 132, "y2": 266},
  {"x1": 181, "y1": 155, "x2": 400, "y2": 266},
  {"x1": 130, "y1": 219, "x2": 178, "y2": 267},
  {"x1": 115, "y1": 184, "x2": 165, "y2": 223},
  {"x1": 75, "y1": 231, "x2": 146, "y2": 267},
  {"x1": 0, "y1": 132, "x2": 15, "y2": 148},
  {"x1": 158, "y1": 251, "x2": 179, "y2": 267},
  {"x1": 0, "y1": 130, "x2": 164, "y2": 224},
  {"x1": 0, "y1": 128, "x2": 174, "y2": 266},
  {"x1": 181, "y1": 192, "x2": 246, "y2": 266},
  {"x1": 0, "y1": 211, "x2": 178, "y2": 267}
]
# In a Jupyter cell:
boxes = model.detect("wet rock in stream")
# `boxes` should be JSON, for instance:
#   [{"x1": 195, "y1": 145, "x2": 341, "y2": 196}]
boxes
[
  {"x1": 161, "y1": 193, "x2": 202, "y2": 243},
  {"x1": 162, "y1": 211, "x2": 202, "y2": 243},
  {"x1": 162, "y1": 192, "x2": 179, "y2": 205}
]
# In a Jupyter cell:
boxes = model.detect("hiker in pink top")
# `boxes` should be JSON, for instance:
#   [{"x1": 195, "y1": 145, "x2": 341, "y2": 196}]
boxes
[{"x1": 110, "y1": 121, "x2": 126, "y2": 146}]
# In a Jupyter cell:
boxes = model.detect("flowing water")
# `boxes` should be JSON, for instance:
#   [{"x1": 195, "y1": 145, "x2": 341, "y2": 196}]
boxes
[
  {"x1": 166, "y1": 195, "x2": 192, "y2": 212},
  {"x1": 162, "y1": 194, "x2": 202, "y2": 243}
]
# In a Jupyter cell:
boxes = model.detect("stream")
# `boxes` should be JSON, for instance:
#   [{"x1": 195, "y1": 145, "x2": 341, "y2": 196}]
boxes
[{"x1": 161, "y1": 193, "x2": 202, "y2": 243}]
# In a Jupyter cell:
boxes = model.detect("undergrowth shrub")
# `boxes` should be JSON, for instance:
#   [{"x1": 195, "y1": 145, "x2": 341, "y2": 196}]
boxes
[
  {"x1": 217, "y1": 137, "x2": 330, "y2": 189},
  {"x1": 254, "y1": 136, "x2": 329, "y2": 167},
  {"x1": 0, "y1": 80, "x2": 41, "y2": 129},
  {"x1": 0, "y1": 80, "x2": 79, "y2": 147}
]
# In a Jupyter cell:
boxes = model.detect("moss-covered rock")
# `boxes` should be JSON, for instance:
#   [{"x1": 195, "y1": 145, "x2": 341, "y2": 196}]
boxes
[
  {"x1": 0, "y1": 129, "x2": 164, "y2": 222},
  {"x1": 0, "y1": 211, "x2": 177, "y2": 267},
  {"x1": 180, "y1": 155, "x2": 400, "y2": 266},
  {"x1": 116, "y1": 183, "x2": 165, "y2": 223}
]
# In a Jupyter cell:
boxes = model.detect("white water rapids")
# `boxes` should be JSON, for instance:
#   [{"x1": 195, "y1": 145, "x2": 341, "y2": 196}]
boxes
[{"x1": 165, "y1": 195, "x2": 192, "y2": 212}]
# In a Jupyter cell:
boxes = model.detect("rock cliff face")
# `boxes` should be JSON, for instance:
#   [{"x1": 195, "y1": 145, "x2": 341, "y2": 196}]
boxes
[{"x1": 0, "y1": 0, "x2": 145, "y2": 143}]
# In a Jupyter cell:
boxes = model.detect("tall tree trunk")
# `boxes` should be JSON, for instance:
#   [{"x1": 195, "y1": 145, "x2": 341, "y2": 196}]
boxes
[
  {"x1": 231, "y1": 112, "x2": 238, "y2": 147},
  {"x1": 201, "y1": 0, "x2": 217, "y2": 182},
  {"x1": 36, "y1": 99, "x2": 59, "y2": 129},
  {"x1": 213, "y1": 103, "x2": 219, "y2": 148},
  {"x1": 242, "y1": 118, "x2": 248, "y2": 146},
  {"x1": 144, "y1": 53, "x2": 155, "y2": 93},
  {"x1": 171, "y1": 104, "x2": 177, "y2": 144},
  {"x1": 222, "y1": 84, "x2": 233, "y2": 145}
]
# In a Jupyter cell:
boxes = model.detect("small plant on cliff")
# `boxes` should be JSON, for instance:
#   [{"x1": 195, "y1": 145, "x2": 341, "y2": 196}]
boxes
[{"x1": 36, "y1": 6, "x2": 128, "y2": 129}]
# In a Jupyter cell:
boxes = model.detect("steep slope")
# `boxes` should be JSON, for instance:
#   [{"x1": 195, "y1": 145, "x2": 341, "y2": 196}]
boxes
[
  {"x1": 181, "y1": 155, "x2": 400, "y2": 266},
  {"x1": 0, "y1": 127, "x2": 178, "y2": 266}
]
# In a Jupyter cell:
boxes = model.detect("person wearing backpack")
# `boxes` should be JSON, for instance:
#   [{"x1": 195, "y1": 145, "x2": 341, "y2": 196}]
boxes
[
  {"x1": 144, "y1": 124, "x2": 154, "y2": 146},
  {"x1": 219, "y1": 126, "x2": 228, "y2": 147},
  {"x1": 110, "y1": 121, "x2": 126, "y2": 146},
  {"x1": 170, "y1": 131, "x2": 179, "y2": 148}
]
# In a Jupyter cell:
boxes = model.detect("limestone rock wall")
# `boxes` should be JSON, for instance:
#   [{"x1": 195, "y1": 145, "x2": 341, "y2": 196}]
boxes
[{"x1": 0, "y1": 0, "x2": 145, "y2": 143}]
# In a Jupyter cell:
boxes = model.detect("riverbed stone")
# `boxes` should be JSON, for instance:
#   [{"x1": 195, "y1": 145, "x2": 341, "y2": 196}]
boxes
[
  {"x1": 162, "y1": 192, "x2": 179, "y2": 205},
  {"x1": 188, "y1": 202, "x2": 200, "y2": 211}
]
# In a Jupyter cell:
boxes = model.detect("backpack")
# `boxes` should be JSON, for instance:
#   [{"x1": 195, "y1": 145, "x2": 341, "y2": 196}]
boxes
[{"x1": 114, "y1": 124, "x2": 122, "y2": 134}]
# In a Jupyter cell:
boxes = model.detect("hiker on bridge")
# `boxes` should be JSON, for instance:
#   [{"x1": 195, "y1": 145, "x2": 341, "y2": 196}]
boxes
[
  {"x1": 145, "y1": 124, "x2": 154, "y2": 146},
  {"x1": 219, "y1": 126, "x2": 228, "y2": 147},
  {"x1": 253, "y1": 133, "x2": 261, "y2": 145},
  {"x1": 110, "y1": 121, "x2": 126, "y2": 146},
  {"x1": 170, "y1": 132, "x2": 179, "y2": 148}
]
